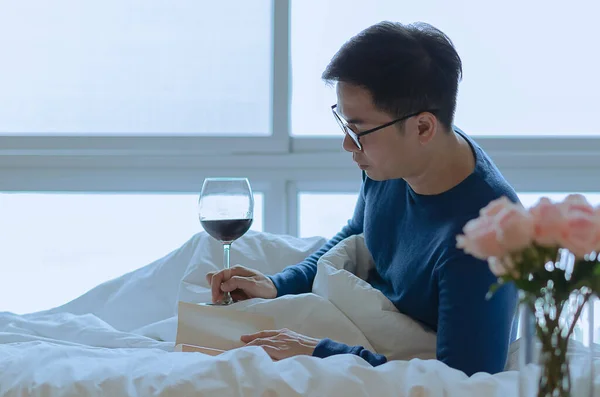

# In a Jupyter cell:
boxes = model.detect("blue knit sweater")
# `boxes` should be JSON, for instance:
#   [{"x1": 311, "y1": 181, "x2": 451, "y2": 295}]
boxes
[{"x1": 270, "y1": 129, "x2": 519, "y2": 376}]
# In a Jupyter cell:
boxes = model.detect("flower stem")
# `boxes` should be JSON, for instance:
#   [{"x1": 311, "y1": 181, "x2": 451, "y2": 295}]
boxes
[
  {"x1": 537, "y1": 330, "x2": 571, "y2": 397},
  {"x1": 566, "y1": 290, "x2": 593, "y2": 340}
]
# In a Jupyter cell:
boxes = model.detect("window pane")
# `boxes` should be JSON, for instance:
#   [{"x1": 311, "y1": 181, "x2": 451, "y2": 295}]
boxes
[
  {"x1": 291, "y1": 0, "x2": 599, "y2": 137},
  {"x1": 0, "y1": 1, "x2": 271, "y2": 135},
  {"x1": 298, "y1": 193, "x2": 358, "y2": 239},
  {"x1": 0, "y1": 192, "x2": 263, "y2": 314}
]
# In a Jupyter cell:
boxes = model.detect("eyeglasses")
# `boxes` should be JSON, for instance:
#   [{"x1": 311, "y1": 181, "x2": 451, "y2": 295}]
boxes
[{"x1": 331, "y1": 104, "x2": 438, "y2": 151}]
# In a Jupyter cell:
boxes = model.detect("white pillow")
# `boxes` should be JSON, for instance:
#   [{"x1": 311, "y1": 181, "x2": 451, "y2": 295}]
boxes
[{"x1": 313, "y1": 234, "x2": 437, "y2": 361}]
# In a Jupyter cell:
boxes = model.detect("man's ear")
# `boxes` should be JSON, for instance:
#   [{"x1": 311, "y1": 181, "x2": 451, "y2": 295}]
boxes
[{"x1": 416, "y1": 112, "x2": 438, "y2": 145}]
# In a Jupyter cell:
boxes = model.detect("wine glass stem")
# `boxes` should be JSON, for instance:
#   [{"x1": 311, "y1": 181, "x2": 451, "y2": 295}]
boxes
[{"x1": 222, "y1": 242, "x2": 233, "y2": 304}]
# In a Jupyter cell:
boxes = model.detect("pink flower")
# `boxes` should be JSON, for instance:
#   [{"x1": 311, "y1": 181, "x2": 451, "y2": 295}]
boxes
[
  {"x1": 457, "y1": 217, "x2": 505, "y2": 260},
  {"x1": 456, "y1": 196, "x2": 534, "y2": 262},
  {"x1": 556, "y1": 194, "x2": 600, "y2": 258},
  {"x1": 529, "y1": 197, "x2": 565, "y2": 246},
  {"x1": 495, "y1": 205, "x2": 535, "y2": 253},
  {"x1": 480, "y1": 196, "x2": 513, "y2": 218}
]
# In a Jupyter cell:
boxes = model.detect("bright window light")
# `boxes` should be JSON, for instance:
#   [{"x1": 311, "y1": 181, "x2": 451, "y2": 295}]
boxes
[
  {"x1": 0, "y1": 1, "x2": 271, "y2": 135},
  {"x1": 298, "y1": 192, "x2": 359, "y2": 239}
]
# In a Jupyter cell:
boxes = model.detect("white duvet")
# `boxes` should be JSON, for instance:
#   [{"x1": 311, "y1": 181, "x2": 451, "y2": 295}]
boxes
[{"x1": 0, "y1": 231, "x2": 598, "y2": 396}]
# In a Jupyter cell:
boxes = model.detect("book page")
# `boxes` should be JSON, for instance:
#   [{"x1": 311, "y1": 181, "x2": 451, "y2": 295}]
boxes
[
  {"x1": 176, "y1": 301, "x2": 275, "y2": 351},
  {"x1": 174, "y1": 344, "x2": 225, "y2": 356}
]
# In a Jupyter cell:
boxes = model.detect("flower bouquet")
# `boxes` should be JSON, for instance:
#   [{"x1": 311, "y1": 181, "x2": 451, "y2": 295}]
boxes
[{"x1": 457, "y1": 194, "x2": 600, "y2": 396}]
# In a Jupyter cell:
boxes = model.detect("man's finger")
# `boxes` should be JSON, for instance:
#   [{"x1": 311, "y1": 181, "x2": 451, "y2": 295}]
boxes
[
  {"x1": 229, "y1": 265, "x2": 256, "y2": 277},
  {"x1": 210, "y1": 270, "x2": 228, "y2": 303},
  {"x1": 247, "y1": 342, "x2": 282, "y2": 361},
  {"x1": 205, "y1": 271, "x2": 215, "y2": 284},
  {"x1": 241, "y1": 330, "x2": 281, "y2": 343},
  {"x1": 245, "y1": 337, "x2": 280, "y2": 347},
  {"x1": 260, "y1": 344, "x2": 282, "y2": 358},
  {"x1": 262, "y1": 345, "x2": 282, "y2": 361},
  {"x1": 210, "y1": 267, "x2": 256, "y2": 303},
  {"x1": 221, "y1": 276, "x2": 255, "y2": 293}
]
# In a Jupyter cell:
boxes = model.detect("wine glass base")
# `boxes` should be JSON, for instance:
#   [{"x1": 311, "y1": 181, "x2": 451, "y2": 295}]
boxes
[{"x1": 199, "y1": 301, "x2": 234, "y2": 307}]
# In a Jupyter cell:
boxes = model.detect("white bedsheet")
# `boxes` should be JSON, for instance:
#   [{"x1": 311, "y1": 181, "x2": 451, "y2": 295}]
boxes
[{"x1": 0, "y1": 231, "x2": 598, "y2": 396}]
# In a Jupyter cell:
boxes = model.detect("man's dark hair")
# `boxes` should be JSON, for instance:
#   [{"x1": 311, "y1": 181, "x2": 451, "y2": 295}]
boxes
[{"x1": 322, "y1": 21, "x2": 463, "y2": 129}]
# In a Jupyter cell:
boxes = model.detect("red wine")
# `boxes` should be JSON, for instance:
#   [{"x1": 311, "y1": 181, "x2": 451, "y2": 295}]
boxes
[{"x1": 201, "y1": 218, "x2": 253, "y2": 242}]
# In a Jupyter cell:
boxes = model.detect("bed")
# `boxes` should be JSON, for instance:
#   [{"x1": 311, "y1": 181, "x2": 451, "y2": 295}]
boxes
[{"x1": 0, "y1": 231, "x2": 597, "y2": 396}]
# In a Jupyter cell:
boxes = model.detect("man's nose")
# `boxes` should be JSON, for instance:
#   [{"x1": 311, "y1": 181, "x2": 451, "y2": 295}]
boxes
[{"x1": 342, "y1": 133, "x2": 360, "y2": 153}]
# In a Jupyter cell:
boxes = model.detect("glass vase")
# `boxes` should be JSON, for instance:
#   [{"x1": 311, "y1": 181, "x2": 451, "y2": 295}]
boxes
[{"x1": 518, "y1": 292, "x2": 596, "y2": 397}]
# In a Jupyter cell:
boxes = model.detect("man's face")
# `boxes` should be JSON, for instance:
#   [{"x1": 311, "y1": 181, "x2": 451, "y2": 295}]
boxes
[{"x1": 335, "y1": 82, "x2": 423, "y2": 181}]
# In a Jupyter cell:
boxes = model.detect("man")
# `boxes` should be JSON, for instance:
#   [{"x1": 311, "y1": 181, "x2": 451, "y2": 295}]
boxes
[{"x1": 206, "y1": 21, "x2": 518, "y2": 376}]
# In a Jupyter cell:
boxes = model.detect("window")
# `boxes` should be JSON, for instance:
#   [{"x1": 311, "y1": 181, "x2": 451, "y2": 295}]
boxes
[
  {"x1": 291, "y1": 0, "x2": 600, "y2": 137},
  {"x1": 298, "y1": 192, "x2": 358, "y2": 238},
  {"x1": 0, "y1": 192, "x2": 263, "y2": 314},
  {"x1": 0, "y1": 1, "x2": 272, "y2": 135}
]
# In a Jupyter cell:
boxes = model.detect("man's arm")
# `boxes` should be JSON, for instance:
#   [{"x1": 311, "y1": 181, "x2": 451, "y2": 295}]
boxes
[
  {"x1": 269, "y1": 178, "x2": 367, "y2": 297},
  {"x1": 435, "y1": 254, "x2": 518, "y2": 376}
]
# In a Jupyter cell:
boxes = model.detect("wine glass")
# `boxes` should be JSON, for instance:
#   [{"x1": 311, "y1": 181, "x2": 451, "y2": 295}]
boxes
[{"x1": 198, "y1": 177, "x2": 254, "y2": 305}]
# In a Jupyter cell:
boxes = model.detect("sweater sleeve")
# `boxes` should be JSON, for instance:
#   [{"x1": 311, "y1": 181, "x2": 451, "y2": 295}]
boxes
[
  {"x1": 312, "y1": 338, "x2": 387, "y2": 366},
  {"x1": 269, "y1": 176, "x2": 366, "y2": 297},
  {"x1": 435, "y1": 253, "x2": 518, "y2": 376}
]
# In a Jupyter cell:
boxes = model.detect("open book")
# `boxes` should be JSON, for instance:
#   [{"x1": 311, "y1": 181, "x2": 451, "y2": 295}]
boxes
[{"x1": 175, "y1": 301, "x2": 275, "y2": 356}]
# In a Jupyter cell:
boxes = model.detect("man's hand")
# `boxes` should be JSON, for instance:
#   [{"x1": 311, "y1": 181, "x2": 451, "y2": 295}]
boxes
[
  {"x1": 241, "y1": 329, "x2": 320, "y2": 361},
  {"x1": 205, "y1": 265, "x2": 277, "y2": 304}
]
